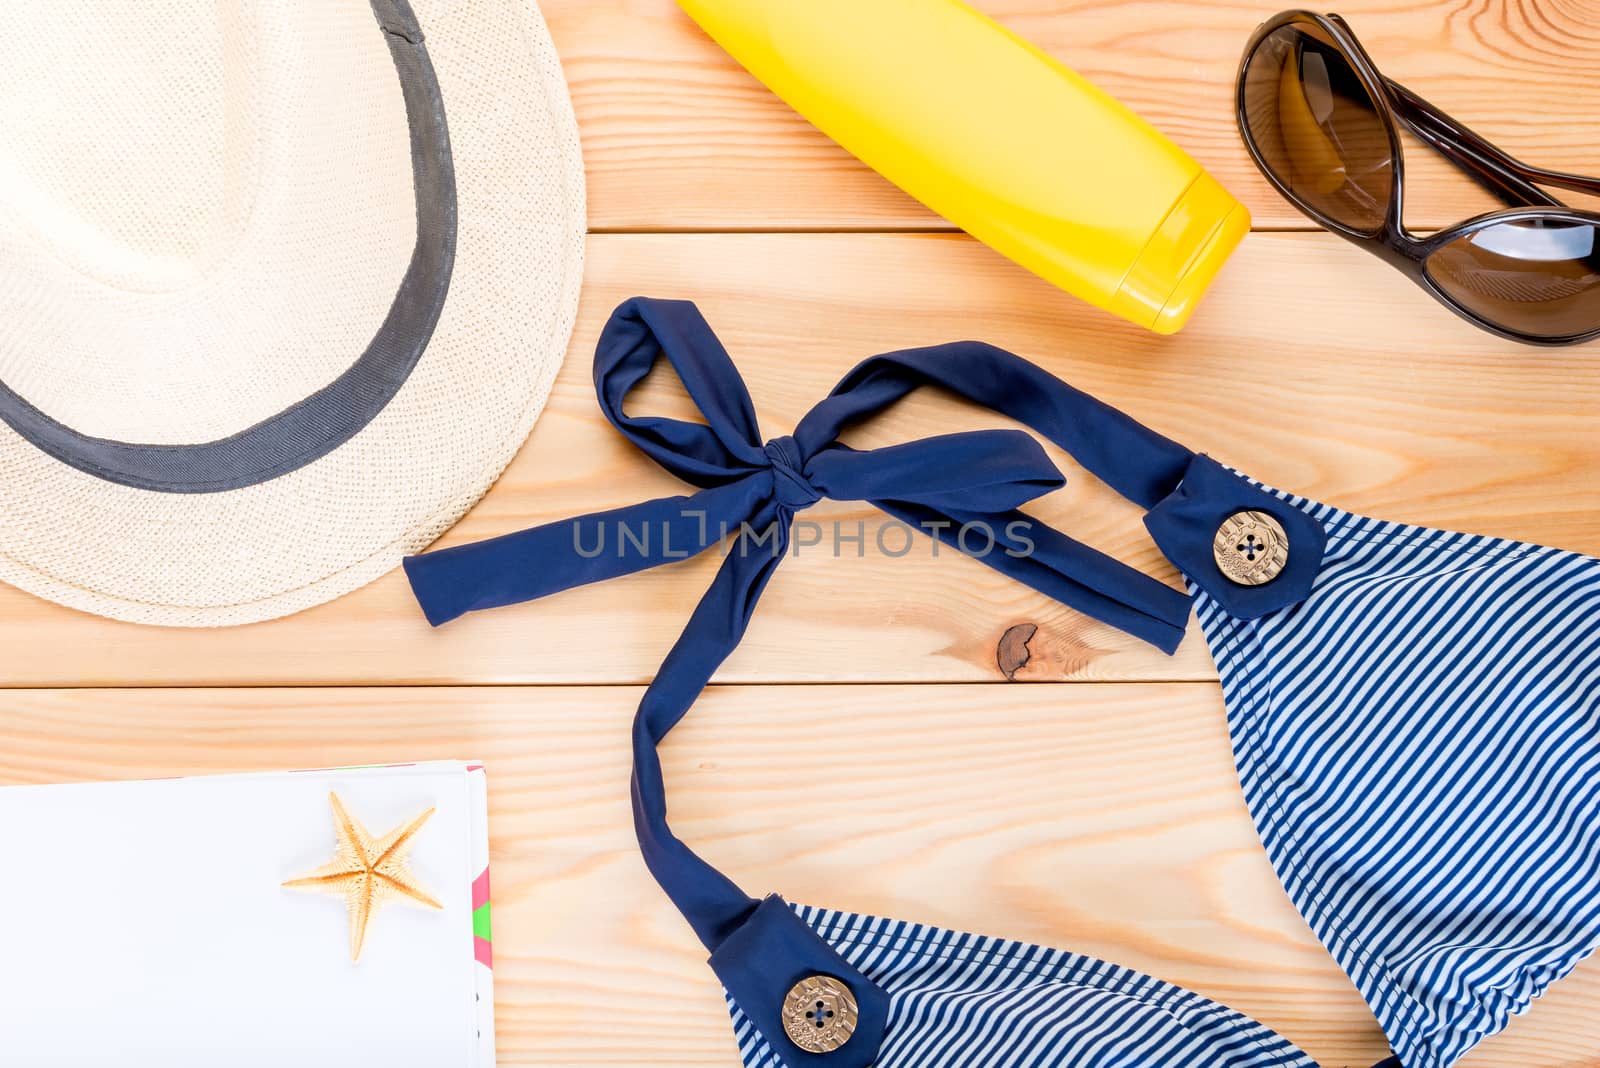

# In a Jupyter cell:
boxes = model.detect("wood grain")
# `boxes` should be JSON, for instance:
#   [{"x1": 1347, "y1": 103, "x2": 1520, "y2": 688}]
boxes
[
  {"x1": 9, "y1": 6, "x2": 1600, "y2": 1067},
  {"x1": 0, "y1": 684, "x2": 1592, "y2": 1067},
  {"x1": 0, "y1": 231, "x2": 1594, "y2": 688},
  {"x1": 545, "y1": 0, "x2": 1600, "y2": 232}
]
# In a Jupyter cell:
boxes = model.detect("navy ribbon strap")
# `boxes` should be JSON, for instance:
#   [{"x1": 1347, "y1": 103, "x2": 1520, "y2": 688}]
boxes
[
  {"x1": 406, "y1": 298, "x2": 1197, "y2": 643},
  {"x1": 405, "y1": 298, "x2": 1212, "y2": 1066}
]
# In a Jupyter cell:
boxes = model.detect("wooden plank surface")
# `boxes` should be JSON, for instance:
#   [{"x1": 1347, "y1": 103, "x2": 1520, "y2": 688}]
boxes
[
  {"x1": 2, "y1": 685, "x2": 1594, "y2": 1068},
  {"x1": 547, "y1": 0, "x2": 1600, "y2": 232},
  {"x1": 1, "y1": 232, "x2": 1594, "y2": 688},
  {"x1": 9, "y1": 3, "x2": 1600, "y2": 1065}
]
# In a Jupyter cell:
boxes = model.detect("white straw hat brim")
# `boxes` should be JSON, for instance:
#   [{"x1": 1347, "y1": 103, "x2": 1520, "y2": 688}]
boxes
[{"x1": 0, "y1": 0, "x2": 585, "y2": 626}]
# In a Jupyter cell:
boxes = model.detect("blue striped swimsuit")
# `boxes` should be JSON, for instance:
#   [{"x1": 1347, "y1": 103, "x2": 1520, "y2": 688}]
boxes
[{"x1": 406, "y1": 298, "x2": 1600, "y2": 1068}]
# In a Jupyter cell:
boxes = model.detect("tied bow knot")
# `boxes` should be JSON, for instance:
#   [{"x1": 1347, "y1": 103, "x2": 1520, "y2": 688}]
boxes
[
  {"x1": 404, "y1": 298, "x2": 1195, "y2": 657},
  {"x1": 762, "y1": 436, "x2": 822, "y2": 511}
]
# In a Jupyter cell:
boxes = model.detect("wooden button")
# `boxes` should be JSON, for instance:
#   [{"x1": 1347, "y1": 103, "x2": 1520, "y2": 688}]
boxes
[
  {"x1": 1213, "y1": 511, "x2": 1289, "y2": 585},
  {"x1": 781, "y1": 975, "x2": 859, "y2": 1053}
]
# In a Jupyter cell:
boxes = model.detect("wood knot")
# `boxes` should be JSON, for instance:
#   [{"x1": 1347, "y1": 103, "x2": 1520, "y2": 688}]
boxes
[{"x1": 996, "y1": 622, "x2": 1038, "y2": 681}]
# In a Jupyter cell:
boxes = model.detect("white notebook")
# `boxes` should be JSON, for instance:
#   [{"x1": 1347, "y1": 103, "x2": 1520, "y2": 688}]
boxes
[{"x1": 0, "y1": 760, "x2": 495, "y2": 1066}]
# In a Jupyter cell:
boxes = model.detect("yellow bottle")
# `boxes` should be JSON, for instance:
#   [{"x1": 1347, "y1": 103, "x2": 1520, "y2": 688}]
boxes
[{"x1": 678, "y1": 0, "x2": 1250, "y2": 334}]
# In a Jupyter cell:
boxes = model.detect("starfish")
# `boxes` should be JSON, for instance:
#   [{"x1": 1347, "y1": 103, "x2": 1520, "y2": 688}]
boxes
[{"x1": 284, "y1": 792, "x2": 443, "y2": 961}]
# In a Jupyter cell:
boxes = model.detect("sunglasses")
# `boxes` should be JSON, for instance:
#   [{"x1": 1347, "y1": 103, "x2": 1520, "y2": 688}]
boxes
[{"x1": 1237, "y1": 11, "x2": 1600, "y2": 345}]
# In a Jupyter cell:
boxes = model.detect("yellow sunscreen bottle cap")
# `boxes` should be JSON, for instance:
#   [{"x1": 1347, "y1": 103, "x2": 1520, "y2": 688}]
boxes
[{"x1": 1109, "y1": 172, "x2": 1251, "y2": 335}]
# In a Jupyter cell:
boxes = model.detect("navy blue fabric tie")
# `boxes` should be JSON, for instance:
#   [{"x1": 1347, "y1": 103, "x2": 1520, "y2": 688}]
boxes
[
  {"x1": 407, "y1": 298, "x2": 1195, "y2": 952},
  {"x1": 405, "y1": 298, "x2": 1198, "y2": 1057},
  {"x1": 408, "y1": 298, "x2": 1194, "y2": 638}
]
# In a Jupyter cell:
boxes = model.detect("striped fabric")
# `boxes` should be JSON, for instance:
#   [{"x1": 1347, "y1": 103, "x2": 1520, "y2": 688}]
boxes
[
  {"x1": 1196, "y1": 476, "x2": 1600, "y2": 1068},
  {"x1": 728, "y1": 904, "x2": 1317, "y2": 1068}
]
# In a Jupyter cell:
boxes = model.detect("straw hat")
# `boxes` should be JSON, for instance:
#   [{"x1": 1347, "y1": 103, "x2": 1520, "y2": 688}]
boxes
[{"x1": 0, "y1": 0, "x2": 585, "y2": 626}]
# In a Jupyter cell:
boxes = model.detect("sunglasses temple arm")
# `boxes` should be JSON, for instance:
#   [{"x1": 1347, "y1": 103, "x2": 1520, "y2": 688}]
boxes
[{"x1": 1384, "y1": 78, "x2": 1600, "y2": 207}]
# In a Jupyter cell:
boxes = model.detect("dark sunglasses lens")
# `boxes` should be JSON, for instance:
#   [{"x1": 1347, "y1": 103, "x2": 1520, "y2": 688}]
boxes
[
  {"x1": 1426, "y1": 219, "x2": 1600, "y2": 342},
  {"x1": 1241, "y1": 24, "x2": 1394, "y2": 233}
]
